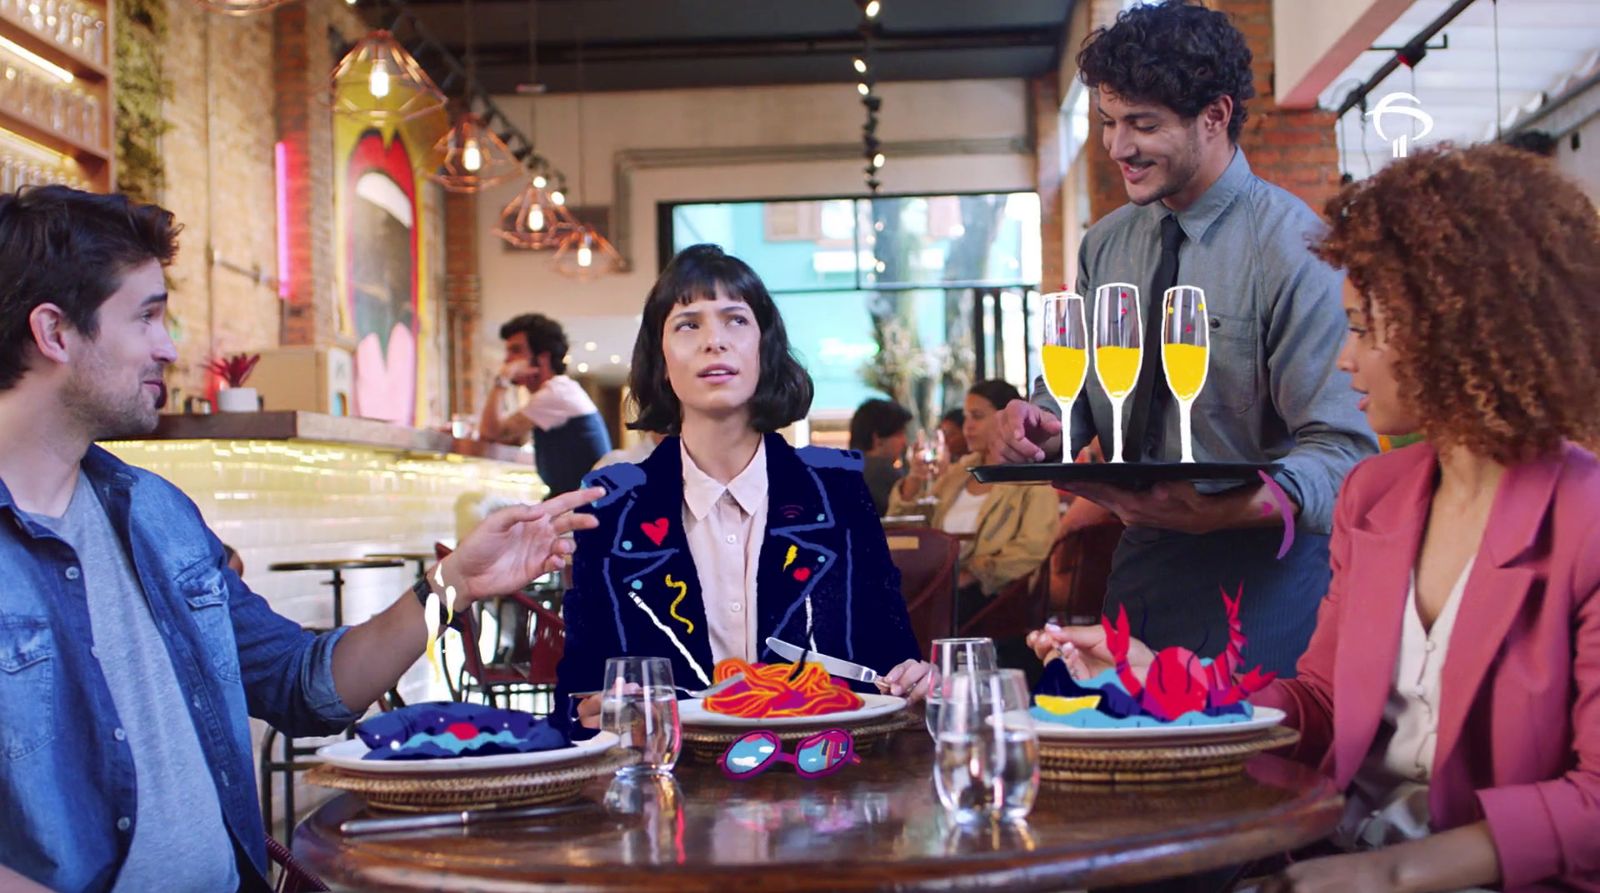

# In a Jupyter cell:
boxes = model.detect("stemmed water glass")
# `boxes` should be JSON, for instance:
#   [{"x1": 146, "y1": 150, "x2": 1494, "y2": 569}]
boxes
[
  {"x1": 924, "y1": 637, "x2": 999, "y2": 736},
  {"x1": 1161, "y1": 286, "x2": 1210, "y2": 463},
  {"x1": 1093, "y1": 283, "x2": 1143, "y2": 463},
  {"x1": 1040, "y1": 291, "x2": 1088, "y2": 460}
]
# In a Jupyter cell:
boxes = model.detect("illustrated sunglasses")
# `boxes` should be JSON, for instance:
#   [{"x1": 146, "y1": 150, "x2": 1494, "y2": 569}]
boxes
[{"x1": 718, "y1": 729, "x2": 859, "y2": 780}]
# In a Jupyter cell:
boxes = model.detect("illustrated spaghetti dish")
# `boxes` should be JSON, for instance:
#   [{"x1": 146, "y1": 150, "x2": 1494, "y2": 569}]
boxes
[{"x1": 702, "y1": 658, "x2": 864, "y2": 718}]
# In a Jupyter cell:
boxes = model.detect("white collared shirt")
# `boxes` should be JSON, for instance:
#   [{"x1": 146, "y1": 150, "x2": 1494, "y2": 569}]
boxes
[
  {"x1": 1338, "y1": 556, "x2": 1474, "y2": 849},
  {"x1": 681, "y1": 439, "x2": 768, "y2": 663}
]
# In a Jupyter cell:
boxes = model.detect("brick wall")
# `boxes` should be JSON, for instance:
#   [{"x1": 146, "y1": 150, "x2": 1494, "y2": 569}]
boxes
[
  {"x1": 159, "y1": 2, "x2": 282, "y2": 402},
  {"x1": 1212, "y1": 0, "x2": 1342, "y2": 216},
  {"x1": 445, "y1": 189, "x2": 481, "y2": 416},
  {"x1": 153, "y1": 0, "x2": 368, "y2": 402},
  {"x1": 1032, "y1": 73, "x2": 1066, "y2": 293},
  {"x1": 1079, "y1": 0, "x2": 1340, "y2": 223}
]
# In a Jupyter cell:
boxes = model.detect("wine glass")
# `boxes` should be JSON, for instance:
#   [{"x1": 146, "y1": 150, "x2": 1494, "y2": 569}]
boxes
[
  {"x1": 1040, "y1": 292, "x2": 1088, "y2": 461},
  {"x1": 914, "y1": 426, "x2": 945, "y2": 504},
  {"x1": 1161, "y1": 286, "x2": 1210, "y2": 463},
  {"x1": 1093, "y1": 283, "x2": 1143, "y2": 463}
]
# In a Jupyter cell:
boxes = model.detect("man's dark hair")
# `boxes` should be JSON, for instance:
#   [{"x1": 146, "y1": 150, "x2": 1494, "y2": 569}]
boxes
[
  {"x1": 849, "y1": 398, "x2": 912, "y2": 451},
  {"x1": 1506, "y1": 130, "x2": 1558, "y2": 158},
  {"x1": 940, "y1": 407, "x2": 965, "y2": 427},
  {"x1": 629, "y1": 244, "x2": 812, "y2": 435},
  {"x1": 499, "y1": 313, "x2": 569, "y2": 374},
  {"x1": 1077, "y1": 0, "x2": 1255, "y2": 143},
  {"x1": 0, "y1": 185, "x2": 181, "y2": 391},
  {"x1": 967, "y1": 379, "x2": 1023, "y2": 413}
]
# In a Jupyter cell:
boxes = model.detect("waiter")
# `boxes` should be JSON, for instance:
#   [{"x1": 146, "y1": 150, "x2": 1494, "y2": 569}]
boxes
[{"x1": 995, "y1": 1, "x2": 1374, "y2": 674}]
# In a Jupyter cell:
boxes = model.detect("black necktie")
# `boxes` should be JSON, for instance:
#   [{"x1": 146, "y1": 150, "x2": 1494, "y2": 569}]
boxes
[{"x1": 1126, "y1": 215, "x2": 1185, "y2": 463}]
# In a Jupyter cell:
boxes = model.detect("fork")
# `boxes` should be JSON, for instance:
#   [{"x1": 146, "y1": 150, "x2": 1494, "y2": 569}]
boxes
[{"x1": 568, "y1": 671, "x2": 745, "y2": 702}]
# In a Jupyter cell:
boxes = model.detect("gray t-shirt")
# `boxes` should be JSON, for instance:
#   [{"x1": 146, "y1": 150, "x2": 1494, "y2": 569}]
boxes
[{"x1": 27, "y1": 473, "x2": 238, "y2": 892}]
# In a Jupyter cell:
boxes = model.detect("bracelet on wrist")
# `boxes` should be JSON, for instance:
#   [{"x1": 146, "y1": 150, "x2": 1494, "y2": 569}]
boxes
[{"x1": 412, "y1": 567, "x2": 460, "y2": 629}]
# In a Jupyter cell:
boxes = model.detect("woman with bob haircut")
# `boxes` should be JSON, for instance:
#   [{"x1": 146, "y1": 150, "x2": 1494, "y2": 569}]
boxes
[
  {"x1": 1030, "y1": 144, "x2": 1600, "y2": 892},
  {"x1": 558, "y1": 244, "x2": 931, "y2": 726}
]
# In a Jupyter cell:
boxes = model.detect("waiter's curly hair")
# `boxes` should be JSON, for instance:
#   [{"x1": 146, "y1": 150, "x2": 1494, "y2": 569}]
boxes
[
  {"x1": 1313, "y1": 144, "x2": 1600, "y2": 462},
  {"x1": 1077, "y1": 0, "x2": 1255, "y2": 142}
]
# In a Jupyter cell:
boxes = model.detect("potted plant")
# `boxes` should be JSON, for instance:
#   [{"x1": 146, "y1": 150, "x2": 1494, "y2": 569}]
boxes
[{"x1": 210, "y1": 353, "x2": 261, "y2": 412}]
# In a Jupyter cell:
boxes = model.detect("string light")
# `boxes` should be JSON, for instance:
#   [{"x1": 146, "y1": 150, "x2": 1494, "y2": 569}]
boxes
[{"x1": 855, "y1": 0, "x2": 883, "y2": 194}]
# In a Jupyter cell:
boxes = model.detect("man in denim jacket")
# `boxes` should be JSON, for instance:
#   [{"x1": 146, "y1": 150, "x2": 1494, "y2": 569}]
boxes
[{"x1": 0, "y1": 186, "x2": 600, "y2": 892}]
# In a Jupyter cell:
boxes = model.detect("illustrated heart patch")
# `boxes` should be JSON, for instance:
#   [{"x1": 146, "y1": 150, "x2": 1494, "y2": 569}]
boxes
[{"x1": 641, "y1": 518, "x2": 670, "y2": 546}]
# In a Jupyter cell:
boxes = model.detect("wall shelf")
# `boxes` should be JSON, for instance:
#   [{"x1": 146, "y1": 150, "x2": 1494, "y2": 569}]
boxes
[{"x1": 0, "y1": 0, "x2": 112, "y2": 192}]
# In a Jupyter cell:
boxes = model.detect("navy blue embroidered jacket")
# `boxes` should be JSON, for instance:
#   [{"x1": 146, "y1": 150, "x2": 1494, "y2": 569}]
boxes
[{"x1": 554, "y1": 433, "x2": 921, "y2": 716}]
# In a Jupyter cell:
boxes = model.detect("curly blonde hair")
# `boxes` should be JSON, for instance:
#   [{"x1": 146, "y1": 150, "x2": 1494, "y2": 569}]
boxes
[{"x1": 1312, "y1": 144, "x2": 1600, "y2": 463}]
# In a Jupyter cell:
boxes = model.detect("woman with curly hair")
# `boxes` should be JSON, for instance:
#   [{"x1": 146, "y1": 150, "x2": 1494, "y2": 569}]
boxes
[{"x1": 1030, "y1": 144, "x2": 1600, "y2": 892}]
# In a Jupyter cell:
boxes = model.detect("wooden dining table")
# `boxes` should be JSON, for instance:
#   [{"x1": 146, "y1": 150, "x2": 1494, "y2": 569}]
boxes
[{"x1": 294, "y1": 726, "x2": 1343, "y2": 892}]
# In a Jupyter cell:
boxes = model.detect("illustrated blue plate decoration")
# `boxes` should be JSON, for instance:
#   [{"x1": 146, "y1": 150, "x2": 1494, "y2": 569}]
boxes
[{"x1": 355, "y1": 702, "x2": 571, "y2": 761}]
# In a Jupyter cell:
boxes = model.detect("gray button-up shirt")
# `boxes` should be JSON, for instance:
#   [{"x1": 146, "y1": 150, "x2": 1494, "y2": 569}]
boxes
[{"x1": 1032, "y1": 148, "x2": 1376, "y2": 535}]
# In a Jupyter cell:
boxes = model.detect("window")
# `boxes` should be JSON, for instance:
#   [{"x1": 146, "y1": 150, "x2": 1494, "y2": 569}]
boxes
[{"x1": 663, "y1": 192, "x2": 1041, "y2": 422}]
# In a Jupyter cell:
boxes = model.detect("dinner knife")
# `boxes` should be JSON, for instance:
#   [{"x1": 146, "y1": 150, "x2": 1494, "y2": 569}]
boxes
[
  {"x1": 340, "y1": 801, "x2": 596, "y2": 836},
  {"x1": 765, "y1": 637, "x2": 884, "y2": 687}
]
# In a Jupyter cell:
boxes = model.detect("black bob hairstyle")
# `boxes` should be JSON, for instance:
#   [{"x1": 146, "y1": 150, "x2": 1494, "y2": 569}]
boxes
[{"x1": 627, "y1": 244, "x2": 813, "y2": 435}]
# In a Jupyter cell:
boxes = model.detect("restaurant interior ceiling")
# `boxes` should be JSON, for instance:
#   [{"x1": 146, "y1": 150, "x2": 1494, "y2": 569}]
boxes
[
  {"x1": 1319, "y1": 0, "x2": 1600, "y2": 176},
  {"x1": 374, "y1": 0, "x2": 1076, "y2": 97}
]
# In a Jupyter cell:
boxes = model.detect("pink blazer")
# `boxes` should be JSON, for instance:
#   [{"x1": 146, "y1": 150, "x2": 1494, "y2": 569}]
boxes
[{"x1": 1255, "y1": 442, "x2": 1600, "y2": 891}]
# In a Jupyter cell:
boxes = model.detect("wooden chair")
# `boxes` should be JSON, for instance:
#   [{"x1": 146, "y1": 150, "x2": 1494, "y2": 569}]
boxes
[
  {"x1": 885, "y1": 528, "x2": 960, "y2": 654},
  {"x1": 1049, "y1": 519, "x2": 1125, "y2": 625},
  {"x1": 454, "y1": 592, "x2": 565, "y2": 714},
  {"x1": 267, "y1": 834, "x2": 328, "y2": 892},
  {"x1": 959, "y1": 519, "x2": 1125, "y2": 640},
  {"x1": 434, "y1": 543, "x2": 564, "y2": 715}
]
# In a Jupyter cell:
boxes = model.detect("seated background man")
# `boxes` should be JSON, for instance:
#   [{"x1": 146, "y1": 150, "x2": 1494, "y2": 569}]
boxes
[
  {"x1": 0, "y1": 186, "x2": 600, "y2": 893},
  {"x1": 848, "y1": 397, "x2": 912, "y2": 516},
  {"x1": 479, "y1": 312, "x2": 612, "y2": 496}
]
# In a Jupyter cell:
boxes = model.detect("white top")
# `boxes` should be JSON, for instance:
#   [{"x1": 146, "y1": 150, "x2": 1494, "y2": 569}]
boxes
[
  {"x1": 680, "y1": 440, "x2": 768, "y2": 663},
  {"x1": 1337, "y1": 556, "x2": 1475, "y2": 850},
  {"x1": 940, "y1": 486, "x2": 988, "y2": 537},
  {"x1": 518, "y1": 374, "x2": 600, "y2": 431}
]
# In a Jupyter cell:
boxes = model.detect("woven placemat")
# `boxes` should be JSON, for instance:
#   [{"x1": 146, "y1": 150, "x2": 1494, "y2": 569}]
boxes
[
  {"x1": 1038, "y1": 725, "x2": 1299, "y2": 785},
  {"x1": 305, "y1": 750, "x2": 634, "y2": 813},
  {"x1": 681, "y1": 711, "x2": 916, "y2": 763}
]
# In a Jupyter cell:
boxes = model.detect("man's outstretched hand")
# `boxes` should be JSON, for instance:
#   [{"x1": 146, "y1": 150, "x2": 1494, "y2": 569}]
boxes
[{"x1": 447, "y1": 487, "x2": 603, "y2": 602}]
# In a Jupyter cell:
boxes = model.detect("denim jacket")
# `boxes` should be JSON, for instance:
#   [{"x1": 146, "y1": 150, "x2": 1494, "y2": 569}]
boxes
[{"x1": 0, "y1": 446, "x2": 358, "y2": 892}]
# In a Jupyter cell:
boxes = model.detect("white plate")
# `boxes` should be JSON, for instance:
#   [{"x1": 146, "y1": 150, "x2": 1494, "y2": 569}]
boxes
[
  {"x1": 1030, "y1": 706, "x2": 1286, "y2": 745},
  {"x1": 679, "y1": 693, "x2": 907, "y2": 729},
  {"x1": 314, "y1": 731, "x2": 619, "y2": 775}
]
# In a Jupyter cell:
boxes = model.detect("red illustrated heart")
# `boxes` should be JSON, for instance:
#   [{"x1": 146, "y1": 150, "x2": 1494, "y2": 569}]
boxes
[
  {"x1": 641, "y1": 518, "x2": 669, "y2": 546},
  {"x1": 793, "y1": 567, "x2": 811, "y2": 582}
]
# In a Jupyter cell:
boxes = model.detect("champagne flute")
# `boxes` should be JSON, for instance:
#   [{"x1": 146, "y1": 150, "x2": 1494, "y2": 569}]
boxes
[
  {"x1": 1161, "y1": 286, "x2": 1210, "y2": 463},
  {"x1": 1040, "y1": 292, "x2": 1088, "y2": 461},
  {"x1": 1093, "y1": 283, "x2": 1143, "y2": 464}
]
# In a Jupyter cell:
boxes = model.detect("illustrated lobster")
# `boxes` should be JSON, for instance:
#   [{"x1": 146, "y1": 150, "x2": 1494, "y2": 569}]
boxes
[{"x1": 1103, "y1": 584, "x2": 1277, "y2": 722}]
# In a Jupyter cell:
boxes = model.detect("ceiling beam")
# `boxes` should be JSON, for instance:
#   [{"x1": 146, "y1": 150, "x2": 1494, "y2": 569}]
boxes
[{"x1": 434, "y1": 27, "x2": 1061, "y2": 67}]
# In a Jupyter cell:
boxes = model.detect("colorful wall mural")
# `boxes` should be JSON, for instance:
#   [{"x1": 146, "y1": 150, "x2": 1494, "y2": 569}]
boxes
[{"x1": 332, "y1": 91, "x2": 448, "y2": 427}]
